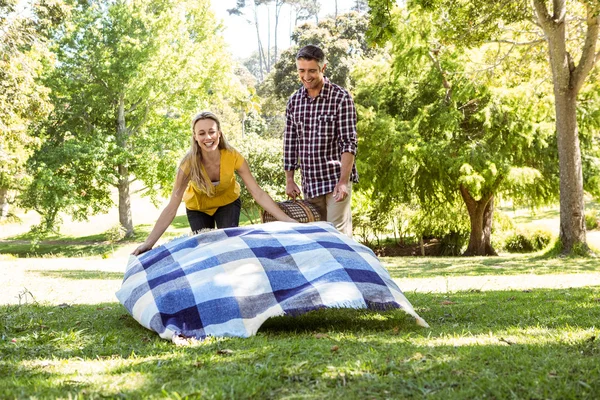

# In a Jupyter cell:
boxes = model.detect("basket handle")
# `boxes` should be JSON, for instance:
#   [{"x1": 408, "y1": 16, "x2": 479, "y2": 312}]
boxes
[{"x1": 294, "y1": 200, "x2": 315, "y2": 222}]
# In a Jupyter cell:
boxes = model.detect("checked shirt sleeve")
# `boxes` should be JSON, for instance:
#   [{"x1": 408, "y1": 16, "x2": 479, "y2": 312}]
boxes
[
  {"x1": 337, "y1": 94, "x2": 358, "y2": 155},
  {"x1": 283, "y1": 100, "x2": 299, "y2": 171}
]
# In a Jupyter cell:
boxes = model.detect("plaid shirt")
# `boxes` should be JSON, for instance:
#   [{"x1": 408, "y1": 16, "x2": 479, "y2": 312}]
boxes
[{"x1": 284, "y1": 78, "x2": 358, "y2": 198}]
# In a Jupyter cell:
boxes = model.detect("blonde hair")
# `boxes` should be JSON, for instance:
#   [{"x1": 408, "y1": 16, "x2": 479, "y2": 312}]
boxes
[{"x1": 180, "y1": 111, "x2": 233, "y2": 197}]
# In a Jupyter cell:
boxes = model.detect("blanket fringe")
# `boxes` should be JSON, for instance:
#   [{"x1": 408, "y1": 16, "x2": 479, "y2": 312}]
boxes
[{"x1": 415, "y1": 317, "x2": 430, "y2": 328}]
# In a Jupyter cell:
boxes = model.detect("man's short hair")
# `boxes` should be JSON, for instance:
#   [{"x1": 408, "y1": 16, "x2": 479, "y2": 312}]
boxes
[{"x1": 296, "y1": 45, "x2": 326, "y2": 67}]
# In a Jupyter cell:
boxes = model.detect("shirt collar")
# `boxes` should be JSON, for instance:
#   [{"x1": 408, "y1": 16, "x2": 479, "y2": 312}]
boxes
[{"x1": 301, "y1": 77, "x2": 331, "y2": 101}]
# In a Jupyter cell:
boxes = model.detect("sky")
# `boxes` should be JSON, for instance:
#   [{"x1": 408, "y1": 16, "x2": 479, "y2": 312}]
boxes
[{"x1": 211, "y1": 0, "x2": 363, "y2": 59}]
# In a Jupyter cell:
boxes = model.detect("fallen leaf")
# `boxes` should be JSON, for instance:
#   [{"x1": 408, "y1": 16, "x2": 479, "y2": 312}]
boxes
[
  {"x1": 314, "y1": 333, "x2": 328, "y2": 339},
  {"x1": 441, "y1": 300, "x2": 455, "y2": 305},
  {"x1": 330, "y1": 345, "x2": 339, "y2": 352}
]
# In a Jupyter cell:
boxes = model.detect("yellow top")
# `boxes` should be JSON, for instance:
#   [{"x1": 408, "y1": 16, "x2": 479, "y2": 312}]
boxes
[{"x1": 180, "y1": 148, "x2": 245, "y2": 216}]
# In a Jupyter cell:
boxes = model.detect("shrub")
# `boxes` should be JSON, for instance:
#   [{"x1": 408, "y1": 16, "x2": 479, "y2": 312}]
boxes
[
  {"x1": 585, "y1": 210, "x2": 599, "y2": 230},
  {"x1": 502, "y1": 227, "x2": 553, "y2": 253}
]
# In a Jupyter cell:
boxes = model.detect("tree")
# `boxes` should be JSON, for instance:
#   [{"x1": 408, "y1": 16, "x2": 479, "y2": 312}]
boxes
[
  {"x1": 0, "y1": 0, "x2": 67, "y2": 220},
  {"x1": 21, "y1": 0, "x2": 235, "y2": 236},
  {"x1": 367, "y1": 0, "x2": 600, "y2": 255},
  {"x1": 229, "y1": 0, "x2": 301, "y2": 80},
  {"x1": 354, "y1": 8, "x2": 558, "y2": 255},
  {"x1": 270, "y1": 11, "x2": 381, "y2": 100}
]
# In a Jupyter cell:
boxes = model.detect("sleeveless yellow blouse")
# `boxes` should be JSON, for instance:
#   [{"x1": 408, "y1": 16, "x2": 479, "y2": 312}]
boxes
[{"x1": 180, "y1": 148, "x2": 245, "y2": 216}]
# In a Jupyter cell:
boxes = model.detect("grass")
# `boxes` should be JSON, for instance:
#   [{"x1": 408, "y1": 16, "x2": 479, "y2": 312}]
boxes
[
  {"x1": 2, "y1": 201, "x2": 600, "y2": 398},
  {"x1": 1, "y1": 287, "x2": 599, "y2": 399},
  {"x1": 382, "y1": 252, "x2": 600, "y2": 279},
  {"x1": 0, "y1": 209, "x2": 261, "y2": 258}
]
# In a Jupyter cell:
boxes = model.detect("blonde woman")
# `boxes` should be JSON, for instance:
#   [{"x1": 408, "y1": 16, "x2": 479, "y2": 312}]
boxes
[{"x1": 132, "y1": 111, "x2": 295, "y2": 255}]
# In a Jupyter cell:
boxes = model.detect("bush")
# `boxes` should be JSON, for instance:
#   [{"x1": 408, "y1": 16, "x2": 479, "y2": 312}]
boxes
[
  {"x1": 502, "y1": 227, "x2": 554, "y2": 253},
  {"x1": 585, "y1": 210, "x2": 599, "y2": 230}
]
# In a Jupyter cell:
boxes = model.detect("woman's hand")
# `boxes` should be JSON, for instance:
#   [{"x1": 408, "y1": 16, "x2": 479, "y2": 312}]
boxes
[{"x1": 132, "y1": 242, "x2": 153, "y2": 256}]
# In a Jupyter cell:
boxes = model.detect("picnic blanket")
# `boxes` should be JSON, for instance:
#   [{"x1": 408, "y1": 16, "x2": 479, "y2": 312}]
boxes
[{"x1": 116, "y1": 222, "x2": 428, "y2": 341}]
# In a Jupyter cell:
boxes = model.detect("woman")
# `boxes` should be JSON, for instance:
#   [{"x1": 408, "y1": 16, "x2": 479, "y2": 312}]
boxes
[{"x1": 132, "y1": 111, "x2": 295, "y2": 255}]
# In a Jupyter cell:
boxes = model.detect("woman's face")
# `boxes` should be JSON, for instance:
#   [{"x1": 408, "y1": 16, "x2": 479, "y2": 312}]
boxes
[{"x1": 194, "y1": 119, "x2": 221, "y2": 153}]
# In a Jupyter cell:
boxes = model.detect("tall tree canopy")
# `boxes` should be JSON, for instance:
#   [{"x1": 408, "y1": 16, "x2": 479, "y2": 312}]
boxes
[
  {"x1": 355, "y1": 6, "x2": 559, "y2": 255},
  {"x1": 21, "y1": 0, "x2": 236, "y2": 236},
  {"x1": 271, "y1": 11, "x2": 380, "y2": 100},
  {"x1": 0, "y1": 0, "x2": 67, "y2": 220},
  {"x1": 368, "y1": 0, "x2": 600, "y2": 254}
]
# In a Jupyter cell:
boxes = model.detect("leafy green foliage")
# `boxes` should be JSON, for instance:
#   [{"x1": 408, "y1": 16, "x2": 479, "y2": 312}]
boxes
[
  {"x1": 269, "y1": 11, "x2": 382, "y2": 100},
  {"x1": 501, "y1": 227, "x2": 554, "y2": 253},
  {"x1": 20, "y1": 0, "x2": 239, "y2": 234},
  {"x1": 233, "y1": 134, "x2": 287, "y2": 223},
  {"x1": 353, "y1": 7, "x2": 559, "y2": 254},
  {"x1": 585, "y1": 210, "x2": 599, "y2": 230},
  {"x1": 0, "y1": 0, "x2": 69, "y2": 214}
]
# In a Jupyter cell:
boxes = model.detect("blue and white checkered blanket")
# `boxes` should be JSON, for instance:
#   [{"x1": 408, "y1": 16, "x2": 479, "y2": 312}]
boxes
[{"x1": 116, "y1": 222, "x2": 428, "y2": 341}]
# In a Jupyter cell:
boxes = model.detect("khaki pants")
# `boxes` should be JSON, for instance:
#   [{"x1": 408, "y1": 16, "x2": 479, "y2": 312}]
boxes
[{"x1": 306, "y1": 183, "x2": 352, "y2": 237}]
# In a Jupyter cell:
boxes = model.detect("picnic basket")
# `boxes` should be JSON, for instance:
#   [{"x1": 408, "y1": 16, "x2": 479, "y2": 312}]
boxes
[{"x1": 261, "y1": 199, "x2": 322, "y2": 223}]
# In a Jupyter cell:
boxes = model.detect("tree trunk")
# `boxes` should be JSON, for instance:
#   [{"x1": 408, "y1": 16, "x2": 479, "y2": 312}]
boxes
[
  {"x1": 0, "y1": 186, "x2": 9, "y2": 221},
  {"x1": 118, "y1": 164, "x2": 133, "y2": 237},
  {"x1": 554, "y1": 89, "x2": 587, "y2": 253},
  {"x1": 532, "y1": 0, "x2": 598, "y2": 255},
  {"x1": 253, "y1": 3, "x2": 265, "y2": 81},
  {"x1": 482, "y1": 196, "x2": 497, "y2": 255},
  {"x1": 460, "y1": 185, "x2": 497, "y2": 256},
  {"x1": 117, "y1": 94, "x2": 134, "y2": 237}
]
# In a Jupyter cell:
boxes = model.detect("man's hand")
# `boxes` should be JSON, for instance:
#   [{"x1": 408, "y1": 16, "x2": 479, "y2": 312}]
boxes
[
  {"x1": 286, "y1": 181, "x2": 302, "y2": 200},
  {"x1": 332, "y1": 181, "x2": 349, "y2": 202}
]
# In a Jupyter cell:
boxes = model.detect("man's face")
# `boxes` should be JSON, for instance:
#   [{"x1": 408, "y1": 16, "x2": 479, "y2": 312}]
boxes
[{"x1": 296, "y1": 58, "x2": 326, "y2": 92}]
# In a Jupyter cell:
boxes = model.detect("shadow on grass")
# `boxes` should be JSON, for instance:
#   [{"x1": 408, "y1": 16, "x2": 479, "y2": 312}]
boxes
[
  {"x1": 1, "y1": 286, "x2": 599, "y2": 398},
  {"x1": 33, "y1": 270, "x2": 123, "y2": 280}
]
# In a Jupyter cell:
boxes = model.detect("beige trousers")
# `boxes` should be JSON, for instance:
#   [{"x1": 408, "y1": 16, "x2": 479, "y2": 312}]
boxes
[{"x1": 306, "y1": 183, "x2": 352, "y2": 237}]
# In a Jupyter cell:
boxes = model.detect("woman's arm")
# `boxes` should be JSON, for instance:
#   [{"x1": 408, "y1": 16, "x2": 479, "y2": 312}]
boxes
[
  {"x1": 237, "y1": 160, "x2": 297, "y2": 223},
  {"x1": 132, "y1": 168, "x2": 190, "y2": 255}
]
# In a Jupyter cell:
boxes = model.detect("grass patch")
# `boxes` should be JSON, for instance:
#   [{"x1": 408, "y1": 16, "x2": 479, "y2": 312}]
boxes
[
  {"x1": 33, "y1": 270, "x2": 124, "y2": 280},
  {"x1": 1, "y1": 209, "x2": 262, "y2": 258},
  {"x1": 1, "y1": 287, "x2": 599, "y2": 399},
  {"x1": 382, "y1": 252, "x2": 600, "y2": 278}
]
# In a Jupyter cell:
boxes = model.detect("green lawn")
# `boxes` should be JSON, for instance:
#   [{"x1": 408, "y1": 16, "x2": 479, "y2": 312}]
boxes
[
  {"x1": 0, "y1": 209, "x2": 261, "y2": 258},
  {"x1": 1, "y1": 203, "x2": 600, "y2": 398},
  {"x1": 2, "y1": 287, "x2": 599, "y2": 399},
  {"x1": 382, "y1": 252, "x2": 600, "y2": 278}
]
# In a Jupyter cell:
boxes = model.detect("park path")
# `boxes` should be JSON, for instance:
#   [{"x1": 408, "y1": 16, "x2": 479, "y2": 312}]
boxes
[{"x1": 1, "y1": 256, "x2": 599, "y2": 305}]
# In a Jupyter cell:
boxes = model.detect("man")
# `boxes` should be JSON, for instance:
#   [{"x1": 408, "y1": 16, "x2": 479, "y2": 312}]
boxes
[{"x1": 284, "y1": 44, "x2": 358, "y2": 237}]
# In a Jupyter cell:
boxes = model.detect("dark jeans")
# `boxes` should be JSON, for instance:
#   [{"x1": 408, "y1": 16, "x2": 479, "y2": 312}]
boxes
[{"x1": 186, "y1": 198, "x2": 241, "y2": 232}]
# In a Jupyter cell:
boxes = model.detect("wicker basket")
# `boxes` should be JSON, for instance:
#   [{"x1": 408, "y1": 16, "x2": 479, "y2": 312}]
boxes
[{"x1": 261, "y1": 199, "x2": 322, "y2": 223}]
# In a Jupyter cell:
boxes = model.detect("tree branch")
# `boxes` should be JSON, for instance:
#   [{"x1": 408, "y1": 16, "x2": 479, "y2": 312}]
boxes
[
  {"x1": 532, "y1": 0, "x2": 553, "y2": 27},
  {"x1": 428, "y1": 50, "x2": 452, "y2": 103},
  {"x1": 572, "y1": 3, "x2": 600, "y2": 93},
  {"x1": 552, "y1": 0, "x2": 566, "y2": 23},
  {"x1": 489, "y1": 39, "x2": 545, "y2": 46}
]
